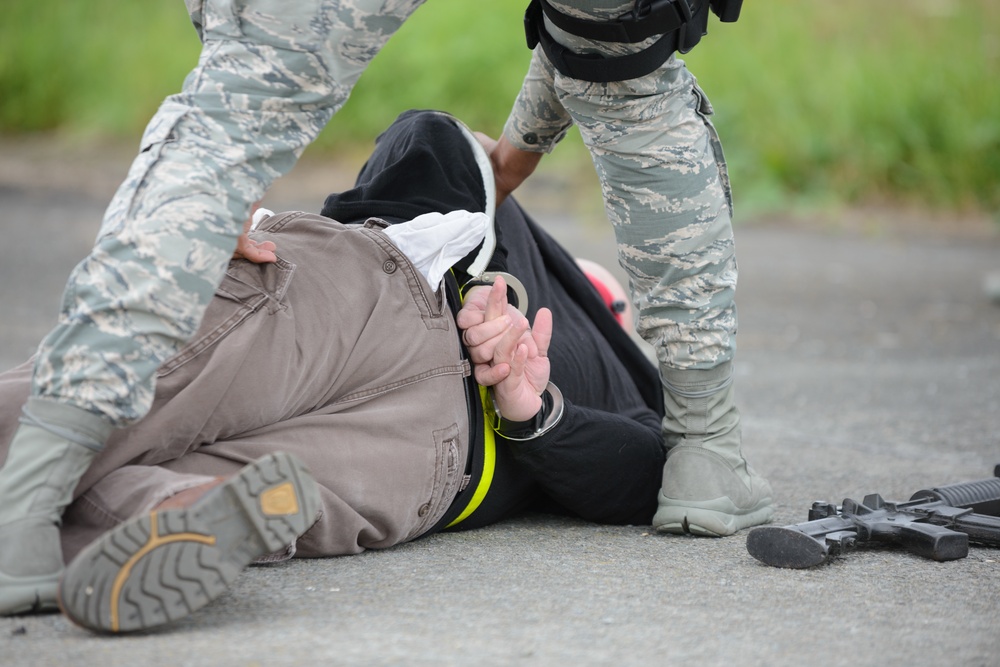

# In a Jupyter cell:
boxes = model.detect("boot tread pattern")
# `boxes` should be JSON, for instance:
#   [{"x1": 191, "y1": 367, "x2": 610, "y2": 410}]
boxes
[{"x1": 58, "y1": 452, "x2": 320, "y2": 633}]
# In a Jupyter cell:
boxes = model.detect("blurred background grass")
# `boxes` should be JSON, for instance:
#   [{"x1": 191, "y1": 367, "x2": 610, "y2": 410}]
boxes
[{"x1": 1, "y1": 0, "x2": 997, "y2": 218}]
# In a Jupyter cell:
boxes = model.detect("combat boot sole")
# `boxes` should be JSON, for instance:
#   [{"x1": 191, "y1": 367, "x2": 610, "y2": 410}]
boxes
[{"x1": 58, "y1": 452, "x2": 320, "y2": 633}]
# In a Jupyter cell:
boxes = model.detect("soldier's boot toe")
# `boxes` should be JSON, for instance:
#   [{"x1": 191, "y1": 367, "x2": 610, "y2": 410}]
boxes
[
  {"x1": 653, "y1": 445, "x2": 774, "y2": 537},
  {"x1": 0, "y1": 518, "x2": 64, "y2": 615}
]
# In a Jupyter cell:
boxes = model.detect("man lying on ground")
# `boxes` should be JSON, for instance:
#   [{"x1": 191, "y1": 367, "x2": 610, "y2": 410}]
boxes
[{"x1": 0, "y1": 110, "x2": 664, "y2": 633}]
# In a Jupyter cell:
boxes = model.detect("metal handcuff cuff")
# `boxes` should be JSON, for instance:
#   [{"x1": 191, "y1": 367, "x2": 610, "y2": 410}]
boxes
[
  {"x1": 491, "y1": 379, "x2": 565, "y2": 442},
  {"x1": 462, "y1": 270, "x2": 565, "y2": 442}
]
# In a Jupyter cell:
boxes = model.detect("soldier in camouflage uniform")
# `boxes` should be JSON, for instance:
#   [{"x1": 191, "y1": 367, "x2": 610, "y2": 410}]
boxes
[
  {"x1": 0, "y1": 0, "x2": 430, "y2": 616},
  {"x1": 491, "y1": 0, "x2": 773, "y2": 537}
]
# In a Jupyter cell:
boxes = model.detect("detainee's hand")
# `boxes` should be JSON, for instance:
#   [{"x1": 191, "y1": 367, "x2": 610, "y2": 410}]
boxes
[
  {"x1": 490, "y1": 303, "x2": 552, "y2": 422},
  {"x1": 233, "y1": 211, "x2": 277, "y2": 264},
  {"x1": 457, "y1": 278, "x2": 552, "y2": 421},
  {"x1": 456, "y1": 278, "x2": 524, "y2": 366}
]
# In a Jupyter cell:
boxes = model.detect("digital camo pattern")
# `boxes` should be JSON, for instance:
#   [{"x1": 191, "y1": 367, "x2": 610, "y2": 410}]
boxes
[
  {"x1": 505, "y1": 0, "x2": 738, "y2": 372},
  {"x1": 32, "y1": 0, "x2": 425, "y2": 426}
]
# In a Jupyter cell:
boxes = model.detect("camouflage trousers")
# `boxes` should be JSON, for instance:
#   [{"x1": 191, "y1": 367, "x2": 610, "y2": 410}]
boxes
[
  {"x1": 506, "y1": 46, "x2": 738, "y2": 373},
  {"x1": 30, "y1": 0, "x2": 425, "y2": 427}
]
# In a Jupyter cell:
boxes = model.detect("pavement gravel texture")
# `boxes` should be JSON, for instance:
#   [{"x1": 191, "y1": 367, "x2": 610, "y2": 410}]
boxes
[{"x1": 1, "y1": 141, "x2": 998, "y2": 666}]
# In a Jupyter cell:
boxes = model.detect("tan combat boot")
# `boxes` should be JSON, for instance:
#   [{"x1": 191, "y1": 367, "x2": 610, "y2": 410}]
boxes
[
  {"x1": 0, "y1": 398, "x2": 110, "y2": 615},
  {"x1": 652, "y1": 362, "x2": 774, "y2": 536}
]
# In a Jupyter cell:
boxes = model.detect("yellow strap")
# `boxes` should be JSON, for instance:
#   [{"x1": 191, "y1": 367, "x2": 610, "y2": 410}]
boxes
[
  {"x1": 446, "y1": 385, "x2": 497, "y2": 528},
  {"x1": 446, "y1": 270, "x2": 503, "y2": 529}
]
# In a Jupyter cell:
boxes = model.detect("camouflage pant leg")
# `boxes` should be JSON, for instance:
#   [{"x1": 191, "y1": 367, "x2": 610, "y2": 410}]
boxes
[
  {"x1": 551, "y1": 55, "x2": 737, "y2": 371},
  {"x1": 31, "y1": 0, "x2": 424, "y2": 427}
]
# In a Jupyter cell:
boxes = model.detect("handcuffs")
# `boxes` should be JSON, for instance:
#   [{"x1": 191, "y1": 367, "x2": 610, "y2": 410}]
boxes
[
  {"x1": 463, "y1": 271, "x2": 564, "y2": 441},
  {"x1": 490, "y1": 381, "x2": 565, "y2": 441}
]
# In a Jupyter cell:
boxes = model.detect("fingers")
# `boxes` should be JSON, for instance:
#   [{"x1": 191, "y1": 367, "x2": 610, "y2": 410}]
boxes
[
  {"x1": 455, "y1": 285, "x2": 491, "y2": 326},
  {"x1": 458, "y1": 279, "x2": 516, "y2": 364},
  {"x1": 468, "y1": 303, "x2": 553, "y2": 420},
  {"x1": 233, "y1": 205, "x2": 277, "y2": 264},
  {"x1": 234, "y1": 236, "x2": 278, "y2": 264},
  {"x1": 530, "y1": 307, "x2": 553, "y2": 358},
  {"x1": 484, "y1": 277, "x2": 507, "y2": 322},
  {"x1": 458, "y1": 279, "x2": 554, "y2": 390},
  {"x1": 491, "y1": 341, "x2": 543, "y2": 422},
  {"x1": 474, "y1": 361, "x2": 510, "y2": 387},
  {"x1": 491, "y1": 316, "x2": 530, "y2": 366},
  {"x1": 455, "y1": 304, "x2": 486, "y2": 331},
  {"x1": 454, "y1": 281, "x2": 502, "y2": 331},
  {"x1": 462, "y1": 314, "x2": 511, "y2": 351}
]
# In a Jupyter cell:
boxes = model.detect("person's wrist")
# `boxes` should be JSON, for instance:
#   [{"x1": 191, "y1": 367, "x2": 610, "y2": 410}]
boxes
[
  {"x1": 493, "y1": 136, "x2": 542, "y2": 192},
  {"x1": 492, "y1": 383, "x2": 564, "y2": 441},
  {"x1": 494, "y1": 393, "x2": 543, "y2": 424}
]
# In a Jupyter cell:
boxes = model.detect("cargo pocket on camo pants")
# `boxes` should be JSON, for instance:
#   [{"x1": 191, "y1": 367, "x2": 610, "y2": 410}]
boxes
[{"x1": 691, "y1": 82, "x2": 734, "y2": 218}]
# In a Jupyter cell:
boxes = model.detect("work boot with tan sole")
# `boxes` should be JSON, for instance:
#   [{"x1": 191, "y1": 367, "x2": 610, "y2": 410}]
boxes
[{"x1": 58, "y1": 451, "x2": 321, "y2": 633}]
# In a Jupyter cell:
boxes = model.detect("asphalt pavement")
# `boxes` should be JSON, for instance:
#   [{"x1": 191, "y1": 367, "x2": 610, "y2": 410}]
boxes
[{"x1": 0, "y1": 141, "x2": 998, "y2": 666}]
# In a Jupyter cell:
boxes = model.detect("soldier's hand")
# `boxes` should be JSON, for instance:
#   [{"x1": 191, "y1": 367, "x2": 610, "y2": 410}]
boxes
[
  {"x1": 233, "y1": 210, "x2": 277, "y2": 264},
  {"x1": 475, "y1": 133, "x2": 543, "y2": 206}
]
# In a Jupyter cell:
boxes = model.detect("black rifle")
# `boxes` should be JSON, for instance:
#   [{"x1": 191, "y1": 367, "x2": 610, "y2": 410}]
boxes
[{"x1": 746, "y1": 465, "x2": 1000, "y2": 568}]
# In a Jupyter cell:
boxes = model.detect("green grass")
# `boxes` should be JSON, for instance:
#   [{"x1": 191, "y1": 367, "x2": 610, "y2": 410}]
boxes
[
  {"x1": 2, "y1": 0, "x2": 998, "y2": 215},
  {"x1": 684, "y1": 0, "x2": 1000, "y2": 213},
  {"x1": 0, "y1": 3, "x2": 198, "y2": 133}
]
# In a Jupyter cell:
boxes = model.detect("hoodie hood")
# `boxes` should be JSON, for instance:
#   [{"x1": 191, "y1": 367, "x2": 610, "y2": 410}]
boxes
[{"x1": 320, "y1": 110, "x2": 494, "y2": 226}]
